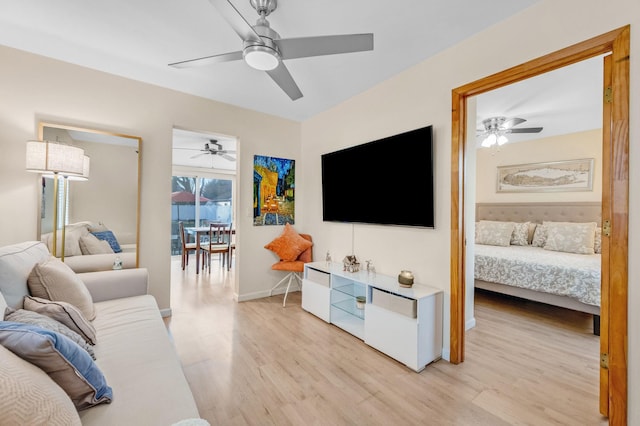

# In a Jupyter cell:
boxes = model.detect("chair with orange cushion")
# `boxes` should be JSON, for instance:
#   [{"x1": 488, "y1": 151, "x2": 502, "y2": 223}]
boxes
[{"x1": 264, "y1": 223, "x2": 313, "y2": 307}]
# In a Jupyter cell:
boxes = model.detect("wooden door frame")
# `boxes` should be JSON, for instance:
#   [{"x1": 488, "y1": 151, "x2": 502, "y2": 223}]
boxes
[{"x1": 449, "y1": 26, "x2": 629, "y2": 423}]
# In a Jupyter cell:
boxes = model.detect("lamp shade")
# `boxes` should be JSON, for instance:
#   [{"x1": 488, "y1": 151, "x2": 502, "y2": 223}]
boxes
[
  {"x1": 66, "y1": 155, "x2": 91, "y2": 181},
  {"x1": 26, "y1": 140, "x2": 85, "y2": 176}
]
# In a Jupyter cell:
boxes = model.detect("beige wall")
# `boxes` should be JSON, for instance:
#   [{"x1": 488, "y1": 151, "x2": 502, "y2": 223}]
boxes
[
  {"x1": 476, "y1": 129, "x2": 603, "y2": 203},
  {"x1": 301, "y1": 0, "x2": 639, "y2": 421},
  {"x1": 0, "y1": 45, "x2": 302, "y2": 313}
]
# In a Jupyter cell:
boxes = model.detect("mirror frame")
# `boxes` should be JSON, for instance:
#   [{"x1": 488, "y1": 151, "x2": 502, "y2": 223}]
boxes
[{"x1": 37, "y1": 122, "x2": 142, "y2": 266}]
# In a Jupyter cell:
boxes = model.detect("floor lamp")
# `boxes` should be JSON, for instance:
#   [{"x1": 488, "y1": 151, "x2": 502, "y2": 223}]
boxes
[{"x1": 26, "y1": 140, "x2": 85, "y2": 258}]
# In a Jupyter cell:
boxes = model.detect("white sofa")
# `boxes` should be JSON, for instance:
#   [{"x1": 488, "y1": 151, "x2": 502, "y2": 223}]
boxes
[
  {"x1": 41, "y1": 221, "x2": 137, "y2": 273},
  {"x1": 0, "y1": 241, "x2": 200, "y2": 425}
]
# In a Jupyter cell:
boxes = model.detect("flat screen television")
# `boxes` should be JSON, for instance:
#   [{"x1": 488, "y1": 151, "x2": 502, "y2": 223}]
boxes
[{"x1": 321, "y1": 125, "x2": 434, "y2": 228}]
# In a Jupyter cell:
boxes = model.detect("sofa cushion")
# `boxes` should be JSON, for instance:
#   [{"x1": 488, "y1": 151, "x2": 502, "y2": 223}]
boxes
[
  {"x1": 24, "y1": 296, "x2": 97, "y2": 345},
  {"x1": 0, "y1": 344, "x2": 81, "y2": 425},
  {"x1": 5, "y1": 308, "x2": 96, "y2": 359},
  {"x1": 91, "y1": 230, "x2": 122, "y2": 253},
  {"x1": 79, "y1": 295, "x2": 199, "y2": 424},
  {"x1": 80, "y1": 233, "x2": 114, "y2": 255},
  {"x1": 0, "y1": 241, "x2": 51, "y2": 309},
  {"x1": 0, "y1": 322, "x2": 112, "y2": 410},
  {"x1": 264, "y1": 223, "x2": 313, "y2": 261},
  {"x1": 27, "y1": 256, "x2": 96, "y2": 320}
]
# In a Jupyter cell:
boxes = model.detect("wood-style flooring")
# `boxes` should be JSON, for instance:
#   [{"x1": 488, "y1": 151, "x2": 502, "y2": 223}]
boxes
[{"x1": 165, "y1": 257, "x2": 607, "y2": 425}]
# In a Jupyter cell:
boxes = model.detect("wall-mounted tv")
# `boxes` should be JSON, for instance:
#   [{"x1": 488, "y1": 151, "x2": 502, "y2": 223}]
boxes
[{"x1": 321, "y1": 125, "x2": 434, "y2": 228}]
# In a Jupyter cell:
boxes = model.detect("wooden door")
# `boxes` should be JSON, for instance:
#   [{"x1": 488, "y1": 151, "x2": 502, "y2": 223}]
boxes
[{"x1": 450, "y1": 26, "x2": 629, "y2": 424}]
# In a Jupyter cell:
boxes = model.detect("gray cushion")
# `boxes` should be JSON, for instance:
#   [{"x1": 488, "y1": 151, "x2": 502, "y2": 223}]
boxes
[{"x1": 23, "y1": 296, "x2": 97, "y2": 345}]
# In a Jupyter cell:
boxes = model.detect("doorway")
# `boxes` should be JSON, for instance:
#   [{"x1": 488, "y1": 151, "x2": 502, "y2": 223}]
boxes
[{"x1": 449, "y1": 26, "x2": 629, "y2": 423}]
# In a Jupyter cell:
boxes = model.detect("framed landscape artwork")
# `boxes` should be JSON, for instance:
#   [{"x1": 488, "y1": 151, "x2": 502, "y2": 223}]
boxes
[
  {"x1": 497, "y1": 158, "x2": 594, "y2": 193},
  {"x1": 253, "y1": 155, "x2": 295, "y2": 226}
]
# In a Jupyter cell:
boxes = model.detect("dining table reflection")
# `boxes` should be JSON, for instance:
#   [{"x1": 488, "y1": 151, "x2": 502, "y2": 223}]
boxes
[{"x1": 184, "y1": 224, "x2": 234, "y2": 274}]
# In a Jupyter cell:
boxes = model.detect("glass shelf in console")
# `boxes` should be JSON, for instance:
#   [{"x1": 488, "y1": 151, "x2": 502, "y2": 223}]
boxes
[
  {"x1": 333, "y1": 283, "x2": 365, "y2": 298},
  {"x1": 331, "y1": 298, "x2": 365, "y2": 320}
]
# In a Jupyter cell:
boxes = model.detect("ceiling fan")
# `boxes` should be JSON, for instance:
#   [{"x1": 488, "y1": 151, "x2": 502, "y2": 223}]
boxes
[
  {"x1": 188, "y1": 140, "x2": 237, "y2": 162},
  {"x1": 477, "y1": 116, "x2": 543, "y2": 147},
  {"x1": 168, "y1": 0, "x2": 374, "y2": 100}
]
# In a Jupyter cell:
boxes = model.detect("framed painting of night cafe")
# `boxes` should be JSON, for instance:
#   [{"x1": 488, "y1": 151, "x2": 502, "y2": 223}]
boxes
[{"x1": 253, "y1": 155, "x2": 295, "y2": 226}]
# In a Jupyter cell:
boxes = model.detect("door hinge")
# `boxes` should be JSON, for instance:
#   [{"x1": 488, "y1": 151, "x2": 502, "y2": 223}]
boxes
[
  {"x1": 604, "y1": 86, "x2": 613, "y2": 103},
  {"x1": 603, "y1": 219, "x2": 611, "y2": 237},
  {"x1": 601, "y1": 353, "x2": 609, "y2": 369}
]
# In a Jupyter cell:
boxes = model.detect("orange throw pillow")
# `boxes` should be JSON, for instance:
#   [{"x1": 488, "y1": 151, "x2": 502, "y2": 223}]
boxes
[{"x1": 264, "y1": 223, "x2": 313, "y2": 261}]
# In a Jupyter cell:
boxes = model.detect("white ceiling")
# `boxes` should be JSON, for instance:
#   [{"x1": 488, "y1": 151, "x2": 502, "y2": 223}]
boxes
[
  {"x1": 0, "y1": 0, "x2": 603, "y2": 165},
  {"x1": 0, "y1": 0, "x2": 539, "y2": 122}
]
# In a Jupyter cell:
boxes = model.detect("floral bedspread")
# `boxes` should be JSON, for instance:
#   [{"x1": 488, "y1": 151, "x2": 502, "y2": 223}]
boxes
[{"x1": 474, "y1": 244, "x2": 600, "y2": 306}]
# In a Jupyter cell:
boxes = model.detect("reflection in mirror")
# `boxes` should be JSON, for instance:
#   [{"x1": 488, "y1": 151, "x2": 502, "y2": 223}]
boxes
[{"x1": 38, "y1": 122, "x2": 140, "y2": 266}]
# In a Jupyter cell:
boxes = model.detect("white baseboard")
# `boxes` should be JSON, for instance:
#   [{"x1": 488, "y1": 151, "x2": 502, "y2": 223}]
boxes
[
  {"x1": 465, "y1": 317, "x2": 476, "y2": 330},
  {"x1": 236, "y1": 287, "x2": 300, "y2": 302},
  {"x1": 441, "y1": 347, "x2": 450, "y2": 362},
  {"x1": 160, "y1": 308, "x2": 172, "y2": 318}
]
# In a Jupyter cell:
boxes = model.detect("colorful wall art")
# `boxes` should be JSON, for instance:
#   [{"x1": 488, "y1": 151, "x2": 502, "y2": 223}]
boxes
[{"x1": 253, "y1": 155, "x2": 295, "y2": 225}]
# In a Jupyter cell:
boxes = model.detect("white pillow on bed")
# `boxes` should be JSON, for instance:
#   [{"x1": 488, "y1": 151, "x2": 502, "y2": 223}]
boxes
[
  {"x1": 543, "y1": 221, "x2": 597, "y2": 254},
  {"x1": 510, "y1": 222, "x2": 531, "y2": 246},
  {"x1": 475, "y1": 221, "x2": 515, "y2": 246}
]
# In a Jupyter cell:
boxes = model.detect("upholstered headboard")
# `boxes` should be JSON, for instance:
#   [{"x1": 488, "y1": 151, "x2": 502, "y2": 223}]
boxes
[{"x1": 475, "y1": 202, "x2": 602, "y2": 226}]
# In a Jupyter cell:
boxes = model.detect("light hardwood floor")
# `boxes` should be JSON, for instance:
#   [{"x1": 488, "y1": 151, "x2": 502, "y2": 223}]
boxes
[{"x1": 166, "y1": 257, "x2": 607, "y2": 425}]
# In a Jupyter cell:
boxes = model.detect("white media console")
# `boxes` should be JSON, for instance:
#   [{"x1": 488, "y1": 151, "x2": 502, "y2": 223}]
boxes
[{"x1": 301, "y1": 262, "x2": 443, "y2": 372}]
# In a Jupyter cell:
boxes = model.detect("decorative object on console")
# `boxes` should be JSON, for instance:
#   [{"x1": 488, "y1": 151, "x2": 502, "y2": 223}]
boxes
[
  {"x1": 398, "y1": 270, "x2": 415, "y2": 287},
  {"x1": 355, "y1": 296, "x2": 366, "y2": 310},
  {"x1": 342, "y1": 255, "x2": 360, "y2": 273}
]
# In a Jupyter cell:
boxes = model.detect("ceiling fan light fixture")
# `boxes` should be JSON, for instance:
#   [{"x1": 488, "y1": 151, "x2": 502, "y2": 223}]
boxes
[
  {"x1": 497, "y1": 134, "x2": 508, "y2": 145},
  {"x1": 243, "y1": 45, "x2": 280, "y2": 71}
]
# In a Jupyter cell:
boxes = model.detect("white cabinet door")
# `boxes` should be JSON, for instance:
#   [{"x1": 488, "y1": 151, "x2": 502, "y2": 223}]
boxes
[
  {"x1": 301, "y1": 279, "x2": 331, "y2": 322},
  {"x1": 364, "y1": 304, "x2": 420, "y2": 371}
]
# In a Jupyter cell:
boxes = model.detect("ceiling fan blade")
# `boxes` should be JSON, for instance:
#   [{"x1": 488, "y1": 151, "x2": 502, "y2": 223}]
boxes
[
  {"x1": 501, "y1": 117, "x2": 526, "y2": 129},
  {"x1": 169, "y1": 51, "x2": 243, "y2": 68},
  {"x1": 221, "y1": 154, "x2": 236, "y2": 161},
  {"x1": 207, "y1": 0, "x2": 262, "y2": 43},
  {"x1": 276, "y1": 33, "x2": 374, "y2": 60},
  {"x1": 266, "y1": 63, "x2": 303, "y2": 100},
  {"x1": 189, "y1": 152, "x2": 208, "y2": 159},
  {"x1": 509, "y1": 127, "x2": 543, "y2": 134}
]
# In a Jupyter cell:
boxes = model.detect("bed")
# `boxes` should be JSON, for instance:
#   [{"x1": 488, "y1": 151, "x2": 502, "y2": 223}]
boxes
[{"x1": 474, "y1": 202, "x2": 601, "y2": 334}]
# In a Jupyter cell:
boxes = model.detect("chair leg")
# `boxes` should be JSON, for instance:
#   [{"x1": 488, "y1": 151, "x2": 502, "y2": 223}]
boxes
[{"x1": 269, "y1": 272, "x2": 301, "y2": 307}]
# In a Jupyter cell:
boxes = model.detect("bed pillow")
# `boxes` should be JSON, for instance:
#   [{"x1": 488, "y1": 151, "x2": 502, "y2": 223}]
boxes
[
  {"x1": 594, "y1": 227, "x2": 602, "y2": 254},
  {"x1": 510, "y1": 222, "x2": 531, "y2": 246},
  {"x1": 0, "y1": 344, "x2": 81, "y2": 425},
  {"x1": 531, "y1": 224, "x2": 547, "y2": 247},
  {"x1": 543, "y1": 221, "x2": 597, "y2": 254},
  {"x1": 0, "y1": 322, "x2": 112, "y2": 410},
  {"x1": 5, "y1": 308, "x2": 96, "y2": 359},
  {"x1": 264, "y1": 223, "x2": 313, "y2": 261},
  {"x1": 475, "y1": 221, "x2": 515, "y2": 247},
  {"x1": 23, "y1": 296, "x2": 97, "y2": 345},
  {"x1": 27, "y1": 256, "x2": 96, "y2": 320}
]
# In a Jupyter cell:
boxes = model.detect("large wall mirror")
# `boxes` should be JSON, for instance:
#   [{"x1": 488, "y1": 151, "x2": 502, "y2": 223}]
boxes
[{"x1": 38, "y1": 122, "x2": 141, "y2": 264}]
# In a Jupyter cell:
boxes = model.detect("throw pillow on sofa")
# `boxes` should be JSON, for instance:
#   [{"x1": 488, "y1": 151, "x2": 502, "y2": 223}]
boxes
[
  {"x1": 5, "y1": 307, "x2": 96, "y2": 359},
  {"x1": 24, "y1": 296, "x2": 97, "y2": 345},
  {"x1": 79, "y1": 233, "x2": 114, "y2": 255},
  {"x1": 91, "y1": 230, "x2": 122, "y2": 253},
  {"x1": 0, "y1": 344, "x2": 81, "y2": 425},
  {"x1": 27, "y1": 256, "x2": 96, "y2": 320},
  {"x1": 0, "y1": 322, "x2": 112, "y2": 410}
]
